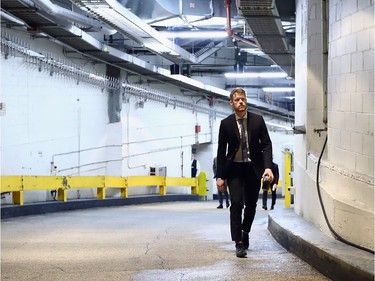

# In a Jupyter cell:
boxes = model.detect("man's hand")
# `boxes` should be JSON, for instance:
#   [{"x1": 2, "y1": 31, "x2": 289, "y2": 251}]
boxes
[
  {"x1": 216, "y1": 178, "x2": 225, "y2": 193},
  {"x1": 262, "y1": 168, "x2": 274, "y2": 183}
]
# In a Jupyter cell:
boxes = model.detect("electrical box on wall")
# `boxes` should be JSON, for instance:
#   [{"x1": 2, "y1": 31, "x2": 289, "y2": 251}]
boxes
[
  {"x1": 149, "y1": 166, "x2": 167, "y2": 176},
  {"x1": 191, "y1": 146, "x2": 197, "y2": 154}
]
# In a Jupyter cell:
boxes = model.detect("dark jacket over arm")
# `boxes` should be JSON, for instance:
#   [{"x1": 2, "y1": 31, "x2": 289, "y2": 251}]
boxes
[{"x1": 271, "y1": 163, "x2": 279, "y2": 186}]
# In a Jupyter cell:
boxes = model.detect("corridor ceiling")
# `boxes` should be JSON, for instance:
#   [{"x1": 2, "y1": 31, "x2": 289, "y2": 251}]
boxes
[{"x1": 1, "y1": 0, "x2": 295, "y2": 117}]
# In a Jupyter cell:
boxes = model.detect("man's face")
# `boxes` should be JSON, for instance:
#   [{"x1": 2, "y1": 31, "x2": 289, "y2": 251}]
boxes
[{"x1": 230, "y1": 92, "x2": 247, "y2": 114}]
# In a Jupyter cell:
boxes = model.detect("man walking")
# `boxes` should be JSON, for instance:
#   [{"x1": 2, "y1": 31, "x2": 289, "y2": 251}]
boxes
[{"x1": 216, "y1": 87, "x2": 274, "y2": 258}]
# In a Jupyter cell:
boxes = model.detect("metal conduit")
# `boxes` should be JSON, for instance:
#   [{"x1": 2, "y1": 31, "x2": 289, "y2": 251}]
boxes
[
  {"x1": 24, "y1": 0, "x2": 117, "y2": 35},
  {"x1": 1, "y1": 30, "x2": 289, "y2": 124},
  {"x1": 1, "y1": 31, "x2": 225, "y2": 116},
  {"x1": 0, "y1": 32, "x2": 282, "y2": 123},
  {"x1": 2, "y1": 29, "x2": 284, "y2": 122},
  {"x1": 122, "y1": 83, "x2": 229, "y2": 117}
]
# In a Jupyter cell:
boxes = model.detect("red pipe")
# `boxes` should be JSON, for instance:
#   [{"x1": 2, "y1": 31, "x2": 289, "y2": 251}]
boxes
[{"x1": 225, "y1": 0, "x2": 233, "y2": 36}]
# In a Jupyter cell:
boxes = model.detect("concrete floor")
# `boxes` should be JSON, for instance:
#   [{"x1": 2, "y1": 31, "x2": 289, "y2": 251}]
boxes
[{"x1": 1, "y1": 200, "x2": 331, "y2": 281}]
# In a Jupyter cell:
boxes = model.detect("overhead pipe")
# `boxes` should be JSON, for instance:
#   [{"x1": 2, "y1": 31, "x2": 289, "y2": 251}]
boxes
[
  {"x1": 322, "y1": 0, "x2": 328, "y2": 124},
  {"x1": 1, "y1": 11, "x2": 28, "y2": 26},
  {"x1": 225, "y1": 0, "x2": 234, "y2": 36},
  {"x1": 31, "y1": 0, "x2": 117, "y2": 35}
]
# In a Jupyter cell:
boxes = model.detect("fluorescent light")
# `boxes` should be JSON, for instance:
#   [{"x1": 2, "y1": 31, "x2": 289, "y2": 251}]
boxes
[
  {"x1": 162, "y1": 31, "x2": 228, "y2": 39},
  {"x1": 225, "y1": 73, "x2": 258, "y2": 78},
  {"x1": 143, "y1": 43, "x2": 179, "y2": 56},
  {"x1": 259, "y1": 72, "x2": 288, "y2": 78},
  {"x1": 262, "y1": 87, "x2": 295, "y2": 92},
  {"x1": 240, "y1": 48, "x2": 266, "y2": 56},
  {"x1": 225, "y1": 72, "x2": 288, "y2": 78}
]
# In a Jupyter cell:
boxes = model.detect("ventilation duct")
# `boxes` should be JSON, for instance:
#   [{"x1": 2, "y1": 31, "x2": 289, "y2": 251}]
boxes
[
  {"x1": 32, "y1": 0, "x2": 117, "y2": 35},
  {"x1": 236, "y1": 0, "x2": 295, "y2": 77}
]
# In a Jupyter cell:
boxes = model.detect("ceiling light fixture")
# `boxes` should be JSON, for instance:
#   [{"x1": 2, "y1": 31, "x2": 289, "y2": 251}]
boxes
[
  {"x1": 225, "y1": 72, "x2": 288, "y2": 78},
  {"x1": 262, "y1": 87, "x2": 295, "y2": 92},
  {"x1": 143, "y1": 43, "x2": 179, "y2": 56},
  {"x1": 162, "y1": 31, "x2": 228, "y2": 39},
  {"x1": 240, "y1": 48, "x2": 266, "y2": 56}
]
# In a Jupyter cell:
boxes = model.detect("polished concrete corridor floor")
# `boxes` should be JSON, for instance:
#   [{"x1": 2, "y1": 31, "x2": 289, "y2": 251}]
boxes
[{"x1": 1, "y1": 200, "x2": 331, "y2": 281}]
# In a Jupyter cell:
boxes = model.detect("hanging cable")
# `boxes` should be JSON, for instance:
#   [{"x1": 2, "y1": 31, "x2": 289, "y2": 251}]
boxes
[{"x1": 316, "y1": 135, "x2": 374, "y2": 254}]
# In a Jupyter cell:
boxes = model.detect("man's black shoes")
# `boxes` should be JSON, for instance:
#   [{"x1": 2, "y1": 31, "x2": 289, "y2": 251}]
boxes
[
  {"x1": 217, "y1": 205, "x2": 223, "y2": 209},
  {"x1": 235, "y1": 242, "x2": 247, "y2": 258}
]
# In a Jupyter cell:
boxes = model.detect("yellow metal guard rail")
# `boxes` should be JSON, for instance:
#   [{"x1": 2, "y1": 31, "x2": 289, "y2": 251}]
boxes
[
  {"x1": 0, "y1": 175, "x2": 204, "y2": 206},
  {"x1": 283, "y1": 150, "x2": 293, "y2": 208}
]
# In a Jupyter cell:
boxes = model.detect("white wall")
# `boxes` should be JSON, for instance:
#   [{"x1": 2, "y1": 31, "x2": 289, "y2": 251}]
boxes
[
  {"x1": 295, "y1": 0, "x2": 374, "y2": 250},
  {"x1": 0, "y1": 27, "x2": 294, "y2": 204},
  {"x1": 119, "y1": 91, "x2": 216, "y2": 196}
]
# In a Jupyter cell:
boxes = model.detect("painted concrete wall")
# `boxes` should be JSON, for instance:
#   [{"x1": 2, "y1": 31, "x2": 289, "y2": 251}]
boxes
[
  {"x1": 1, "y1": 27, "x2": 293, "y2": 204},
  {"x1": 295, "y1": 0, "x2": 374, "y2": 250}
]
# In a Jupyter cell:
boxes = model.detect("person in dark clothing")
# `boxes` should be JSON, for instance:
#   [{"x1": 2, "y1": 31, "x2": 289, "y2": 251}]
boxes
[
  {"x1": 213, "y1": 156, "x2": 230, "y2": 208},
  {"x1": 216, "y1": 87, "x2": 273, "y2": 258},
  {"x1": 262, "y1": 162, "x2": 279, "y2": 210},
  {"x1": 191, "y1": 154, "x2": 200, "y2": 178}
]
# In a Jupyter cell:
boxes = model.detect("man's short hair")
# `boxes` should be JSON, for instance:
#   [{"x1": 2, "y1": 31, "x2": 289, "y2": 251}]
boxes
[{"x1": 230, "y1": 87, "x2": 246, "y2": 100}]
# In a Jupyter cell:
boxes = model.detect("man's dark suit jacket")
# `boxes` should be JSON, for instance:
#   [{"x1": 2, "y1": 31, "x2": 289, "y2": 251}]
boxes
[
  {"x1": 271, "y1": 162, "x2": 279, "y2": 186},
  {"x1": 216, "y1": 111, "x2": 273, "y2": 180}
]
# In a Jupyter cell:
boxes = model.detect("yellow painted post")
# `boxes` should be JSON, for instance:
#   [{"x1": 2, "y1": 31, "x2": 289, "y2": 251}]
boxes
[
  {"x1": 57, "y1": 176, "x2": 69, "y2": 202},
  {"x1": 120, "y1": 187, "x2": 128, "y2": 198},
  {"x1": 159, "y1": 185, "x2": 166, "y2": 195},
  {"x1": 97, "y1": 187, "x2": 106, "y2": 199},
  {"x1": 13, "y1": 191, "x2": 24, "y2": 205},
  {"x1": 191, "y1": 178, "x2": 198, "y2": 194},
  {"x1": 57, "y1": 189, "x2": 67, "y2": 202},
  {"x1": 197, "y1": 172, "x2": 207, "y2": 197},
  {"x1": 0, "y1": 176, "x2": 23, "y2": 205},
  {"x1": 121, "y1": 177, "x2": 128, "y2": 197},
  {"x1": 104, "y1": 176, "x2": 127, "y2": 198},
  {"x1": 283, "y1": 150, "x2": 292, "y2": 208},
  {"x1": 159, "y1": 177, "x2": 166, "y2": 195}
]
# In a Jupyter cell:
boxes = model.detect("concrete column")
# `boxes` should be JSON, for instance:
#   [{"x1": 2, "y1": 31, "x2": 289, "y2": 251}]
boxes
[
  {"x1": 295, "y1": 0, "x2": 374, "y2": 251},
  {"x1": 294, "y1": 0, "x2": 328, "y2": 220}
]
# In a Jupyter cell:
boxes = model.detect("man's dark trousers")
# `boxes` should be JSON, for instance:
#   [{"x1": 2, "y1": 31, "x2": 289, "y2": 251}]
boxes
[{"x1": 227, "y1": 162, "x2": 260, "y2": 242}]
